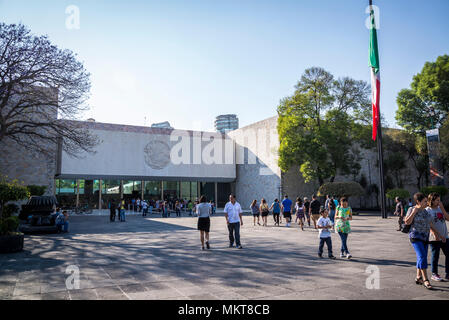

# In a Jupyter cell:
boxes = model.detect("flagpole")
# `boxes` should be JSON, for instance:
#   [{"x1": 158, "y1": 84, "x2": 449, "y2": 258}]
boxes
[{"x1": 369, "y1": 0, "x2": 387, "y2": 219}]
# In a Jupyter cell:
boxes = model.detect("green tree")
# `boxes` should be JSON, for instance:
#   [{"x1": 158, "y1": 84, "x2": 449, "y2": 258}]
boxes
[
  {"x1": 0, "y1": 176, "x2": 30, "y2": 235},
  {"x1": 396, "y1": 54, "x2": 449, "y2": 134},
  {"x1": 277, "y1": 67, "x2": 371, "y2": 185}
]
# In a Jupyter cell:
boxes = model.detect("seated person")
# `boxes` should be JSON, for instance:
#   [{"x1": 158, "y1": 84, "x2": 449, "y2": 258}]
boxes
[{"x1": 55, "y1": 210, "x2": 69, "y2": 233}]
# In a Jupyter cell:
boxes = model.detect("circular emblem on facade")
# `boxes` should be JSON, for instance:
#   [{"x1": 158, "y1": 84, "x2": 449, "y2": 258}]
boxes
[{"x1": 144, "y1": 138, "x2": 171, "y2": 170}]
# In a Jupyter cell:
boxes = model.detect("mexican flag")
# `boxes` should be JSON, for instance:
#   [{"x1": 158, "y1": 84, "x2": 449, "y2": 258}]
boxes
[{"x1": 369, "y1": 3, "x2": 380, "y2": 141}]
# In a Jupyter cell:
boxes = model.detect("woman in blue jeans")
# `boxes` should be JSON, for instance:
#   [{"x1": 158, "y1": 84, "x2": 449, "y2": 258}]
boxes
[
  {"x1": 335, "y1": 197, "x2": 352, "y2": 259},
  {"x1": 405, "y1": 192, "x2": 440, "y2": 289}
]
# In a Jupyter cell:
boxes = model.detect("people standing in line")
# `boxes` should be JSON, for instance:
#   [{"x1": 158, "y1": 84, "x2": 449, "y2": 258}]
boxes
[
  {"x1": 281, "y1": 195, "x2": 293, "y2": 227},
  {"x1": 120, "y1": 198, "x2": 126, "y2": 222},
  {"x1": 109, "y1": 200, "x2": 116, "y2": 222},
  {"x1": 197, "y1": 195, "x2": 212, "y2": 250},
  {"x1": 250, "y1": 200, "x2": 260, "y2": 226},
  {"x1": 335, "y1": 197, "x2": 352, "y2": 259},
  {"x1": 295, "y1": 197, "x2": 305, "y2": 231},
  {"x1": 328, "y1": 196, "x2": 336, "y2": 224},
  {"x1": 303, "y1": 197, "x2": 311, "y2": 227},
  {"x1": 260, "y1": 198, "x2": 269, "y2": 227},
  {"x1": 405, "y1": 192, "x2": 440, "y2": 289},
  {"x1": 425, "y1": 192, "x2": 449, "y2": 282},
  {"x1": 394, "y1": 197, "x2": 405, "y2": 231},
  {"x1": 317, "y1": 208, "x2": 336, "y2": 259},
  {"x1": 309, "y1": 195, "x2": 321, "y2": 230},
  {"x1": 175, "y1": 200, "x2": 181, "y2": 217},
  {"x1": 270, "y1": 199, "x2": 281, "y2": 226},
  {"x1": 224, "y1": 194, "x2": 243, "y2": 249}
]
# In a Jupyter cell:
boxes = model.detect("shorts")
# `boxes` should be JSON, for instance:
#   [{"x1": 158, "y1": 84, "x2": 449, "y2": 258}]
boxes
[
  {"x1": 261, "y1": 211, "x2": 269, "y2": 217},
  {"x1": 296, "y1": 212, "x2": 305, "y2": 219},
  {"x1": 197, "y1": 217, "x2": 210, "y2": 232},
  {"x1": 252, "y1": 213, "x2": 260, "y2": 217},
  {"x1": 311, "y1": 214, "x2": 320, "y2": 221},
  {"x1": 283, "y1": 211, "x2": 291, "y2": 219}
]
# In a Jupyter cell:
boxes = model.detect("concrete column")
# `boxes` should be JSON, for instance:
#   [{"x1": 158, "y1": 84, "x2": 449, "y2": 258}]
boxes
[
  {"x1": 214, "y1": 182, "x2": 218, "y2": 203},
  {"x1": 141, "y1": 180, "x2": 144, "y2": 200},
  {"x1": 120, "y1": 180, "x2": 123, "y2": 199},
  {"x1": 179, "y1": 181, "x2": 182, "y2": 199},
  {"x1": 76, "y1": 179, "x2": 79, "y2": 207},
  {"x1": 161, "y1": 181, "x2": 164, "y2": 200},
  {"x1": 98, "y1": 180, "x2": 102, "y2": 210}
]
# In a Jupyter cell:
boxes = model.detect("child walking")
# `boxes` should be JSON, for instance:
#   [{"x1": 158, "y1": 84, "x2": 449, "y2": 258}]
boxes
[
  {"x1": 295, "y1": 197, "x2": 305, "y2": 231},
  {"x1": 317, "y1": 208, "x2": 336, "y2": 259}
]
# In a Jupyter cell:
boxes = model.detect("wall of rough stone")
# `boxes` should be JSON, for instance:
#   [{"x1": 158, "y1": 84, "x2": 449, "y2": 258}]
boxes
[
  {"x1": 0, "y1": 137, "x2": 57, "y2": 196},
  {"x1": 228, "y1": 116, "x2": 281, "y2": 209}
]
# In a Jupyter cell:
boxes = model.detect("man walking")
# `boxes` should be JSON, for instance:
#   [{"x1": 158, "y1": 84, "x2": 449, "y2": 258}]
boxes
[
  {"x1": 394, "y1": 197, "x2": 404, "y2": 231},
  {"x1": 309, "y1": 195, "x2": 321, "y2": 229},
  {"x1": 281, "y1": 195, "x2": 293, "y2": 227},
  {"x1": 109, "y1": 200, "x2": 116, "y2": 222},
  {"x1": 224, "y1": 194, "x2": 243, "y2": 249}
]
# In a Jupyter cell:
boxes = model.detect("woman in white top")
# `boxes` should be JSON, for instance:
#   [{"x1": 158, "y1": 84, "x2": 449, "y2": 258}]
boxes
[{"x1": 197, "y1": 195, "x2": 212, "y2": 250}]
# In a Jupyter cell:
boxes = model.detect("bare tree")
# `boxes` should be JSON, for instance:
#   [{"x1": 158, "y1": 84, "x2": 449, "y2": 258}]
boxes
[{"x1": 0, "y1": 23, "x2": 98, "y2": 157}]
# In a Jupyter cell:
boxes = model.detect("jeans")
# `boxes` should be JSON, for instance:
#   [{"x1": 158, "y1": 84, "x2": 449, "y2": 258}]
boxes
[
  {"x1": 411, "y1": 239, "x2": 429, "y2": 269},
  {"x1": 273, "y1": 213, "x2": 280, "y2": 224},
  {"x1": 338, "y1": 232, "x2": 349, "y2": 254},
  {"x1": 319, "y1": 237, "x2": 333, "y2": 256},
  {"x1": 149, "y1": 206, "x2": 153, "y2": 214},
  {"x1": 228, "y1": 222, "x2": 241, "y2": 247},
  {"x1": 176, "y1": 208, "x2": 181, "y2": 217},
  {"x1": 430, "y1": 240, "x2": 449, "y2": 275},
  {"x1": 120, "y1": 209, "x2": 126, "y2": 222},
  {"x1": 57, "y1": 221, "x2": 69, "y2": 232}
]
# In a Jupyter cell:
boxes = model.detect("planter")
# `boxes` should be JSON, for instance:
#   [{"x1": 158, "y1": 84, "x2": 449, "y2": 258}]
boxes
[{"x1": 0, "y1": 233, "x2": 24, "y2": 253}]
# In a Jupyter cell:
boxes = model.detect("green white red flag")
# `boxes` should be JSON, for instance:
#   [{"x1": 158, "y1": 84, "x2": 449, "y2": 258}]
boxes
[{"x1": 369, "y1": 3, "x2": 380, "y2": 141}]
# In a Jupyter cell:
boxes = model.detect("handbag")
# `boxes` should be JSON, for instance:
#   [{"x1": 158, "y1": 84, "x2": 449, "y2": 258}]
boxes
[{"x1": 401, "y1": 207, "x2": 414, "y2": 233}]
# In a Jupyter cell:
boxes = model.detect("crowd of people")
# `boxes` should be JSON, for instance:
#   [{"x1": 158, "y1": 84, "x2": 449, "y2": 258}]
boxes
[{"x1": 107, "y1": 197, "x2": 216, "y2": 222}]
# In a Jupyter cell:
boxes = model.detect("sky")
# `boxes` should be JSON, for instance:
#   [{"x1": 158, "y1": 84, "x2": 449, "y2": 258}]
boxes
[{"x1": 1, "y1": 0, "x2": 449, "y2": 132}]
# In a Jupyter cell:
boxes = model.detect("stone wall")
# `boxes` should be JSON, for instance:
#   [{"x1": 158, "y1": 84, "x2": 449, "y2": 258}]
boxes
[
  {"x1": 0, "y1": 137, "x2": 57, "y2": 196},
  {"x1": 228, "y1": 116, "x2": 281, "y2": 209}
]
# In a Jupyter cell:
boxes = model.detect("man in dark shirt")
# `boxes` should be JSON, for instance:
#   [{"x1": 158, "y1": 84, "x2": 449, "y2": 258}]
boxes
[
  {"x1": 109, "y1": 200, "x2": 116, "y2": 222},
  {"x1": 394, "y1": 197, "x2": 404, "y2": 231},
  {"x1": 309, "y1": 195, "x2": 321, "y2": 230}
]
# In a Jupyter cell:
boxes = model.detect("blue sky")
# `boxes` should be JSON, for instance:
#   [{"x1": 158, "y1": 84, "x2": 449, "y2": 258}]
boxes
[{"x1": 1, "y1": 0, "x2": 449, "y2": 131}]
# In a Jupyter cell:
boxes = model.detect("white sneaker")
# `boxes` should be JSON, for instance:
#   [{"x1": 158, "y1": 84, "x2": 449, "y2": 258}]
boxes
[
  {"x1": 340, "y1": 253, "x2": 345, "y2": 258},
  {"x1": 346, "y1": 253, "x2": 352, "y2": 259}
]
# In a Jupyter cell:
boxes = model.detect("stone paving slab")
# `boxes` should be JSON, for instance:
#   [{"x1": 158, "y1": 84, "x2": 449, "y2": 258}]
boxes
[{"x1": 1, "y1": 214, "x2": 448, "y2": 300}]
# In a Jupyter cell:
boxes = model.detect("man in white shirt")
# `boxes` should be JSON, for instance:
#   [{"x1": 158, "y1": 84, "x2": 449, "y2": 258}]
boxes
[{"x1": 224, "y1": 194, "x2": 243, "y2": 249}]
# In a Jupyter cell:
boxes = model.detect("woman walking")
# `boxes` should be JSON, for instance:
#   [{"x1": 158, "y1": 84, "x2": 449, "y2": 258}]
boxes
[
  {"x1": 335, "y1": 197, "x2": 352, "y2": 259},
  {"x1": 250, "y1": 200, "x2": 260, "y2": 226},
  {"x1": 270, "y1": 199, "x2": 281, "y2": 226},
  {"x1": 260, "y1": 198, "x2": 269, "y2": 227},
  {"x1": 425, "y1": 192, "x2": 449, "y2": 282},
  {"x1": 303, "y1": 197, "x2": 311, "y2": 227},
  {"x1": 295, "y1": 197, "x2": 305, "y2": 231},
  {"x1": 405, "y1": 192, "x2": 440, "y2": 289},
  {"x1": 197, "y1": 195, "x2": 212, "y2": 250}
]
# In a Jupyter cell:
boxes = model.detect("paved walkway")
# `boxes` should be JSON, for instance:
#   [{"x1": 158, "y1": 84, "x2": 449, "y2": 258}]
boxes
[{"x1": 1, "y1": 214, "x2": 448, "y2": 300}]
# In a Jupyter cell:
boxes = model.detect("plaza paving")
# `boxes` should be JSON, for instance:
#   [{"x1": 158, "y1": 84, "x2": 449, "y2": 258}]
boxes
[{"x1": 1, "y1": 212, "x2": 449, "y2": 300}]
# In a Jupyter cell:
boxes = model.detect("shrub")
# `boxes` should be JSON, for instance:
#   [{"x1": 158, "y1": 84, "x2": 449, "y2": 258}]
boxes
[
  {"x1": 317, "y1": 182, "x2": 365, "y2": 198},
  {"x1": 0, "y1": 176, "x2": 30, "y2": 235},
  {"x1": 420, "y1": 186, "x2": 449, "y2": 197},
  {"x1": 0, "y1": 216, "x2": 19, "y2": 235},
  {"x1": 386, "y1": 189, "x2": 410, "y2": 201},
  {"x1": 3, "y1": 203, "x2": 19, "y2": 218},
  {"x1": 26, "y1": 185, "x2": 47, "y2": 196}
]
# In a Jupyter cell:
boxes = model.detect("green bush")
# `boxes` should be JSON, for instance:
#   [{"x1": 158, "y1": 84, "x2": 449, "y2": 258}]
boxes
[
  {"x1": 317, "y1": 182, "x2": 365, "y2": 198},
  {"x1": 3, "y1": 203, "x2": 19, "y2": 218},
  {"x1": 420, "y1": 186, "x2": 449, "y2": 197},
  {"x1": 26, "y1": 185, "x2": 47, "y2": 196},
  {"x1": 0, "y1": 216, "x2": 19, "y2": 235},
  {"x1": 386, "y1": 189, "x2": 410, "y2": 200}
]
